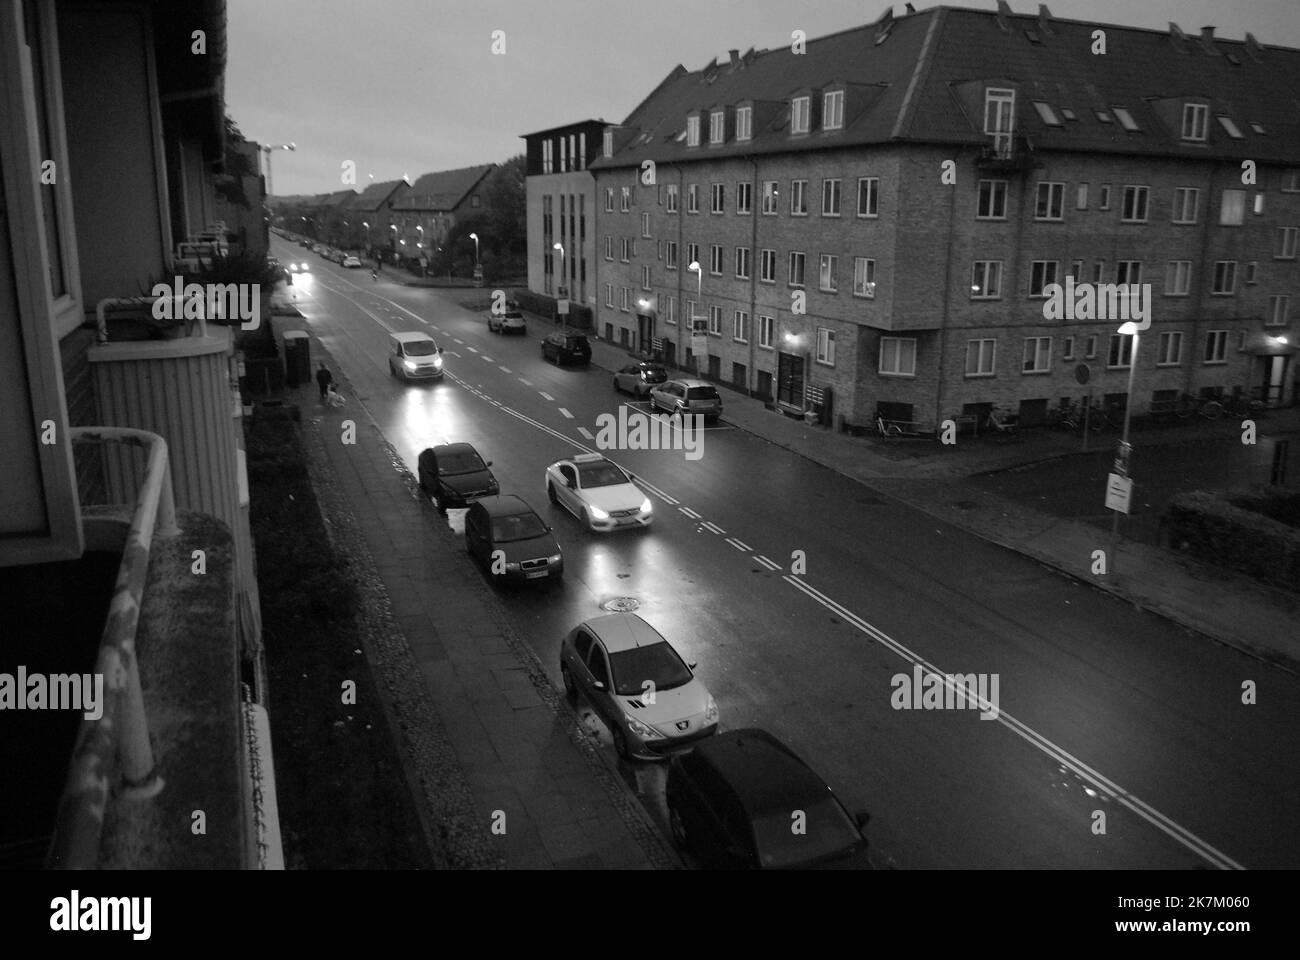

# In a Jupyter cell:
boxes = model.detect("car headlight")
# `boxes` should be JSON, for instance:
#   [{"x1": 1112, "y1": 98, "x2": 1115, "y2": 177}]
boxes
[
  {"x1": 640, "y1": 498, "x2": 653, "y2": 513},
  {"x1": 432, "y1": 355, "x2": 444, "y2": 368},
  {"x1": 589, "y1": 505, "x2": 609, "y2": 521},
  {"x1": 488, "y1": 479, "x2": 500, "y2": 493},
  {"x1": 624, "y1": 714, "x2": 665, "y2": 741},
  {"x1": 403, "y1": 359, "x2": 417, "y2": 371},
  {"x1": 547, "y1": 554, "x2": 562, "y2": 564},
  {"x1": 504, "y1": 562, "x2": 521, "y2": 571},
  {"x1": 704, "y1": 696, "x2": 718, "y2": 722}
]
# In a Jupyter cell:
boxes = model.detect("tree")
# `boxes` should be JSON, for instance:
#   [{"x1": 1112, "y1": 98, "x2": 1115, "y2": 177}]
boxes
[
  {"x1": 482, "y1": 154, "x2": 526, "y2": 256},
  {"x1": 215, "y1": 115, "x2": 256, "y2": 208}
]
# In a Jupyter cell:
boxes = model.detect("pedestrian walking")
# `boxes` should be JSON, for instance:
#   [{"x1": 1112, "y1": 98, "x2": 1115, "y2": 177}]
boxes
[{"x1": 316, "y1": 361, "x2": 333, "y2": 401}]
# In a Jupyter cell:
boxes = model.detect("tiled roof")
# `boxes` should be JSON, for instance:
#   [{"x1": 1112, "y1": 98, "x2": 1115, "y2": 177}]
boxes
[
  {"x1": 592, "y1": 3, "x2": 1300, "y2": 169},
  {"x1": 349, "y1": 179, "x2": 406, "y2": 212},
  {"x1": 390, "y1": 164, "x2": 495, "y2": 212}
]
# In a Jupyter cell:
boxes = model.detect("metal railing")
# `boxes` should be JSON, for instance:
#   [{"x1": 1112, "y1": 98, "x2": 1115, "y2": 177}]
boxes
[
  {"x1": 47, "y1": 428, "x2": 180, "y2": 869},
  {"x1": 96, "y1": 295, "x2": 208, "y2": 344}
]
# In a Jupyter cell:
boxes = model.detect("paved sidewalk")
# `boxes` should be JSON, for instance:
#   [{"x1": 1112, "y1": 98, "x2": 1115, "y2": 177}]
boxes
[
  {"x1": 536, "y1": 312, "x2": 1300, "y2": 673},
  {"x1": 282, "y1": 329, "x2": 678, "y2": 869}
]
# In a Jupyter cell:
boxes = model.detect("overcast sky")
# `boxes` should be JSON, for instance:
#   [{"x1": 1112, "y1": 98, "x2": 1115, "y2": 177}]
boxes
[{"x1": 226, "y1": 0, "x2": 1300, "y2": 197}]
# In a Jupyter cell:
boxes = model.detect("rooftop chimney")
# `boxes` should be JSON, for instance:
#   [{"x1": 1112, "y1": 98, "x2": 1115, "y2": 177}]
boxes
[
  {"x1": 995, "y1": 1, "x2": 1013, "y2": 33},
  {"x1": 905, "y1": 2, "x2": 916, "y2": 12},
  {"x1": 1037, "y1": 3, "x2": 1054, "y2": 35},
  {"x1": 1199, "y1": 25, "x2": 1219, "y2": 55},
  {"x1": 729, "y1": 49, "x2": 739, "y2": 66},
  {"x1": 1244, "y1": 32, "x2": 1265, "y2": 61}
]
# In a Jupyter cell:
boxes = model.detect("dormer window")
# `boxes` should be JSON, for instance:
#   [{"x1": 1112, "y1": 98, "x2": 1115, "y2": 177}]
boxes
[
  {"x1": 1217, "y1": 116, "x2": 1244, "y2": 140},
  {"x1": 984, "y1": 88, "x2": 1015, "y2": 154},
  {"x1": 602, "y1": 130, "x2": 613, "y2": 158},
  {"x1": 1182, "y1": 103, "x2": 1208, "y2": 141},
  {"x1": 710, "y1": 110, "x2": 725, "y2": 144},
  {"x1": 1250, "y1": 121, "x2": 1266, "y2": 135},
  {"x1": 823, "y1": 90, "x2": 844, "y2": 130},
  {"x1": 736, "y1": 106, "x2": 752, "y2": 141},
  {"x1": 1032, "y1": 101, "x2": 1061, "y2": 126},
  {"x1": 1113, "y1": 107, "x2": 1139, "y2": 132},
  {"x1": 686, "y1": 115, "x2": 700, "y2": 147},
  {"x1": 791, "y1": 96, "x2": 811, "y2": 134}
]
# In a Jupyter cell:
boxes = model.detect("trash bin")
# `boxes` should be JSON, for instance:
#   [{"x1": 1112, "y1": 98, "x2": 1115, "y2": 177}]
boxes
[{"x1": 283, "y1": 330, "x2": 310, "y2": 387}]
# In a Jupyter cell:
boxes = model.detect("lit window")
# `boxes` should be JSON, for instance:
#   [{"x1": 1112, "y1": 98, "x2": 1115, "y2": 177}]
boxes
[
  {"x1": 666, "y1": 184, "x2": 678, "y2": 213},
  {"x1": 853, "y1": 257, "x2": 876, "y2": 298},
  {"x1": 710, "y1": 111, "x2": 725, "y2": 144},
  {"x1": 686, "y1": 116, "x2": 700, "y2": 147},
  {"x1": 819, "y1": 254, "x2": 838, "y2": 292},
  {"x1": 762, "y1": 181, "x2": 779, "y2": 215},
  {"x1": 1219, "y1": 189, "x2": 1245, "y2": 225},
  {"x1": 971, "y1": 261, "x2": 1002, "y2": 299},
  {"x1": 816, "y1": 327, "x2": 836, "y2": 365}
]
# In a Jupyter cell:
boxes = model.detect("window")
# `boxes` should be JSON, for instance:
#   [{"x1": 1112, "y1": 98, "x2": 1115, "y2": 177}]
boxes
[
  {"x1": 1097, "y1": 111, "x2": 1112, "y2": 124},
  {"x1": 687, "y1": 183, "x2": 699, "y2": 214},
  {"x1": 1219, "y1": 189, "x2": 1245, "y2": 225},
  {"x1": 666, "y1": 184, "x2": 678, "y2": 213},
  {"x1": 984, "y1": 88, "x2": 1015, "y2": 136},
  {"x1": 759, "y1": 315, "x2": 774, "y2": 348},
  {"x1": 965, "y1": 339, "x2": 996, "y2": 377},
  {"x1": 1116, "y1": 260, "x2": 1141, "y2": 286},
  {"x1": 977, "y1": 180, "x2": 1008, "y2": 219},
  {"x1": 1076, "y1": 182, "x2": 1088, "y2": 210},
  {"x1": 734, "y1": 311, "x2": 750, "y2": 343},
  {"x1": 880, "y1": 337, "x2": 917, "y2": 376},
  {"x1": 708, "y1": 305, "x2": 722, "y2": 335},
  {"x1": 686, "y1": 115, "x2": 700, "y2": 146},
  {"x1": 620, "y1": 238, "x2": 630, "y2": 262},
  {"x1": 1113, "y1": 107, "x2": 1139, "y2": 131},
  {"x1": 790, "y1": 180, "x2": 808, "y2": 215},
  {"x1": 1217, "y1": 116, "x2": 1244, "y2": 140},
  {"x1": 1099, "y1": 184, "x2": 1111, "y2": 210},
  {"x1": 1070, "y1": 259, "x2": 1084, "y2": 281},
  {"x1": 971, "y1": 261, "x2": 1002, "y2": 298},
  {"x1": 1062, "y1": 336, "x2": 1075, "y2": 361},
  {"x1": 736, "y1": 106, "x2": 753, "y2": 141},
  {"x1": 760, "y1": 249, "x2": 776, "y2": 283},
  {"x1": 620, "y1": 186, "x2": 630, "y2": 212},
  {"x1": 736, "y1": 182, "x2": 752, "y2": 214},
  {"x1": 821, "y1": 178, "x2": 841, "y2": 216},
  {"x1": 1023, "y1": 337, "x2": 1051, "y2": 373},
  {"x1": 605, "y1": 284, "x2": 614, "y2": 307},
  {"x1": 816, "y1": 327, "x2": 836, "y2": 365},
  {"x1": 604, "y1": 236, "x2": 613, "y2": 261},
  {"x1": 823, "y1": 90, "x2": 844, "y2": 130},
  {"x1": 1204, "y1": 330, "x2": 1228, "y2": 363},
  {"x1": 1157, "y1": 332, "x2": 1183, "y2": 366},
  {"x1": 709, "y1": 244, "x2": 724, "y2": 275},
  {"x1": 819, "y1": 254, "x2": 838, "y2": 292},
  {"x1": 641, "y1": 264, "x2": 652, "y2": 290},
  {"x1": 1173, "y1": 187, "x2": 1198, "y2": 224},
  {"x1": 1084, "y1": 335, "x2": 1097, "y2": 358},
  {"x1": 1212, "y1": 261, "x2": 1237, "y2": 295},
  {"x1": 853, "y1": 257, "x2": 876, "y2": 298},
  {"x1": 1122, "y1": 186, "x2": 1149, "y2": 222},
  {"x1": 1093, "y1": 260, "x2": 1106, "y2": 283},
  {"x1": 762, "y1": 181, "x2": 779, "y2": 215},
  {"x1": 1032, "y1": 101, "x2": 1061, "y2": 126},
  {"x1": 1269, "y1": 296, "x2": 1290, "y2": 327},
  {"x1": 789, "y1": 252, "x2": 806, "y2": 287},
  {"x1": 1277, "y1": 227, "x2": 1299, "y2": 259},
  {"x1": 1282, "y1": 169, "x2": 1300, "y2": 193},
  {"x1": 685, "y1": 299, "x2": 695, "y2": 325},
  {"x1": 1182, "y1": 103, "x2": 1208, "y2": 141},
  {"x1": 641, "y1": 212, "x2": 651, "y2": 237},
  {"x1": 708, "y1": 183, "x2": 723, "y2": 214},
  {"x1": 1035, "y1": 182, "x2": 1064, "y2": 220},
  {"x1": 1254, "y1": 192, "x2": 1265, "y2": 216},
  {"x1": 1166, "y1": 260, "x2": 1191, "y2": 295},
  {"x1": 620, "y1": 288, "x2": 631, "y2": 311},
  {"x1": 735, "y1": 246, "x2": 750, "y2": 279},
  {"x1": 857, "y1": 177, "x2": 879, "y2": 217},
  {"x1": 687, "y1": 242, "x2": 699, "y2": 269},
  {"x1": 604, "y1": 188, "x2": 614, "y2": 212},
  {"x1": 665, "y1": 241, "x2": 678, "y2": 269},
  {"x1": 1029, "y1": 260, "x2": 1059, "y2": 297},
  {"x1": 603, "y1": 129, "x2": 614, "y2": 158},
  {"x1": 710, "y1": 110, "x2": 725, "y2": 144},
  {"x1": 1108, "y1": 334, "x2": 1133, "y2": 368},
  {"x1": 791, "y1": 96, "x2": 811, "y2": 134},
  {"x1": 665, "y1": 295, "x2": 676, "y2": 325}
]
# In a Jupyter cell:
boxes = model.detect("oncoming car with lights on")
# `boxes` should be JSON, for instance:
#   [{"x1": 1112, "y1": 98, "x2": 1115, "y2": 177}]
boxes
[
  {"x1": 387, "y1": 331, "x2": 444, "y2": 382},
  {"x1": 545, "y1": 453, "x2": 652, "y2": 531}
]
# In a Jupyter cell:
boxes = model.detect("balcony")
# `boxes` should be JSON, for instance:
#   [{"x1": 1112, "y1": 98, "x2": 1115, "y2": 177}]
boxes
[{"x1": 975, "y1": 133, "x2": 1039, "y2": 173}]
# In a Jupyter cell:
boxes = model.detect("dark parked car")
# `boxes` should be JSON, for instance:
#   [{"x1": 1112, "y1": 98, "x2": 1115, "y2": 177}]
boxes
[
  {"x1": 613, "y1": 362, "x2": 668, "y2": 398},
  {"x1": 665, "y1": 728, "x2": 872, "y2": 870},
  {"x1": 464, "y1": 495, "x2": 563, "y2": 584},
  {"x1": 418, "y1": 442, "x2": 498, "y2": 510},
  {"x1": 541, "y1": 331, "x2": 591, "y2": 366}
]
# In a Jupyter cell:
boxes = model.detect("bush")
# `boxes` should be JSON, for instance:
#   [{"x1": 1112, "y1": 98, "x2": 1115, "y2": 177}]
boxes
[
  {"x1": 510, "y1": 288, "x2": 592, "y2": 330},
  {"x1": 1164, "y1": 489, "x2": 1300, "y2": 592},
  {"x1": 1228, "y1": 487, "x2": 1300, "y2": 530}
]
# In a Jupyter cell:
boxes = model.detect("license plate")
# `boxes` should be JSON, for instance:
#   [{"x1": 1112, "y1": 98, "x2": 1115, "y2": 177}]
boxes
[{"x1": 524, "y1": 570, "x2": 548, "y2": 579}]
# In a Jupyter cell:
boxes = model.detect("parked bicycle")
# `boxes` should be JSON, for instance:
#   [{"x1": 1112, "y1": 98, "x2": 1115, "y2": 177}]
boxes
[
  {"x1": 1046, "y1": 400, "x2": 1083, "y2": 433},
  {"x1": 1223, "y1": 393, "x2": 1265, "y2": 418},
  {"x1": 876, "y1": 414, "x2": 903, "y2": 438},
  {"x1": 1176, "y1": 393, "x2": 1224, "y2": 420}
]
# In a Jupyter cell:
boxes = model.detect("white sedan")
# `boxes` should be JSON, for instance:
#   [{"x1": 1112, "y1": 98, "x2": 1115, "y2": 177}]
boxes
[
  {"x1": 545, "y1": 453, "x2": 653, "y2": 532},
  {"x1": 342, "y1": 255, "x2": 362, "y2": 268}
]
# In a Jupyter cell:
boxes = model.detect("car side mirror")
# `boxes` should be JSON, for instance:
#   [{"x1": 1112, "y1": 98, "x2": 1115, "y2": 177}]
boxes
[
  {"x1": 591, "y1": 680, "x2": 606, "y2": 692},
  {"x1": 688, "y1": 661, "x2": 697, "y2": 670},
  {"x1": 438, "y1": 347, "x2": 444, "y2": 354},
  {"x1": 485, "y1": 461, "x2": 493, "y2": 468}
]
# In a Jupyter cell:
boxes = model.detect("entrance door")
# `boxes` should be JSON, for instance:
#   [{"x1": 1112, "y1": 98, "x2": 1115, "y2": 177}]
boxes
[
  {"x1": 637, "y1": 314, "x2": 653, "y2": 355},
  {"x1": 1264, "y1": 355, "x2": 1287, "y2": 407},
  {"x1": 777, "y1": 352, "x2": 804, "y2": 406}
]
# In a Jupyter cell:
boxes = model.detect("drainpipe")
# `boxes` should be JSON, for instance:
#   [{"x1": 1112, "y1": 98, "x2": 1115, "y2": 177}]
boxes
[{"x1": 933, "y1": 147, "x2": 961, "y2": 431}]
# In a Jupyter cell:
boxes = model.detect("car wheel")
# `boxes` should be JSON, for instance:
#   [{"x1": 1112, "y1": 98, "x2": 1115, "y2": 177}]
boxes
[
  {"x1": 668, "y1": 802, "x2": 689, "y2": 849},
  {"x1": 547, "y1": 482, "x2": 558, "y2": 505},
  {"x1": 561, "y1": 665, "x2": 578, "y2": 703}
]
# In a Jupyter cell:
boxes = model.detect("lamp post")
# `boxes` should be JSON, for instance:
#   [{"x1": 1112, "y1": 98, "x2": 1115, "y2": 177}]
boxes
[
  {"x1": 1108, "y1": 321, "x2": 1141, "y2": 579},
  {"x1": 553, "y1": 241, "x2": 567, "y2": 329},
  {"x1": 260, "y1": 142, "x2": 295, "y2": 199},
  {"x1": 389, "y1": 224, "x2": 397, "y2": 263},
  {"x1": 469, "y1": 232, "x2": 481, "y2": 268},
  {"x1": 688, "y1": 260, "x2": 703, "y2": 376},
  {"x1": 362, "y1": 221, "x2": 370, "y2": 257}
]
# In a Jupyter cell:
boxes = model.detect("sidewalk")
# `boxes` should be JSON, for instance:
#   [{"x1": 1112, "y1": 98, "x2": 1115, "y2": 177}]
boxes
[
  {"x1": 550, "y1": 314, "x2": 1300, "y2": 673},
  {"x1": 284, "y1": 328, "x2": 679, "y2": 869}
]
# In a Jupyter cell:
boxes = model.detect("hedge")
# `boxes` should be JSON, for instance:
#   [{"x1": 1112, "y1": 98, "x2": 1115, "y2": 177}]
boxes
[
  {"x1": 511, "y1": 288, "x2": 592, "y2": 330},
  {"x1": 1163, "y1": 488, "x2": 1300, "y2": 592}
]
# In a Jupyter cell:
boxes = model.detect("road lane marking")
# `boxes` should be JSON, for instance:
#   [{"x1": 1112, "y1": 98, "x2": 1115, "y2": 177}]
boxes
[
  {"x1": 577, "y1": 427, "x2": 594, "y2": 440},
  {"x1": 679, "y1": 507, "x2": 701, "y2": 520},
  {"x1": 726, "y1": 537, "x2": 751, "y2": 552},
  {"x1": 700, "y1": 521, "x2": 725, "y2": 535},
  {"x1": 632, "y1": 477, "x2": 678, "y2": 506},
  {"x1": 467, "y1": 346, "x2": 478, "y2": 353},
  {"x1": 445, "y1": 351, "x2": 461, "y2": 357},
  {"x1": 518, "y1": 378, "x2": 533, "y2": 386},
  {"x1": 539, "y1": 392, "x2": 554, "y2": 401},
  {"x1": 498, "y1": 366, "x2": 511, "y2": 373},
  {"x1": 482, "y1": 355, "x2": 494, "y2": 362},
  {"x1": 453, "y1": 338, "x2": 463, "y2": 344},
  {"x1": 780, "y1": 574, "x2": 1244, "y2": 871},
  {"x1": 753, "y1": 555, "x2": 781, "y2": 571},
  {"x1": 558, "y1": 408, "x2": 574, "y2": 419}
]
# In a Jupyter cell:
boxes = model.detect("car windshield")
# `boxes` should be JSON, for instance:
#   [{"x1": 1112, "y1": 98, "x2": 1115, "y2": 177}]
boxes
[
  {"x1": 686, "y1": 386, "x2": 719, "y2": 401},
  {"x1": 504, "y1": 312, "x2": 524, "y2": 320},
  {"x1": 577, "y1": 461, "x2": 628, "y2": 487},
  {"x1": 608, "y1": 642, "x2": 692, "y2": 696},
  {"x1": 490, "y1": 513, "x2": 548, "y2": 543},
  {"x1": 403, "y1": 340, "x2": 438, "y2": 357},
  {"x1": 438, "y1": 451, "x2": 485, "y2": 475},
  {"x1": 750, "y1": 797, "x2": 860, "y2": 868}
]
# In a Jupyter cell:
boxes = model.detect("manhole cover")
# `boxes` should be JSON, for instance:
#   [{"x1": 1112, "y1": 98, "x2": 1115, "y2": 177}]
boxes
[{"x1": 602, "y1": 597, "x2": 640, "y2": 612}]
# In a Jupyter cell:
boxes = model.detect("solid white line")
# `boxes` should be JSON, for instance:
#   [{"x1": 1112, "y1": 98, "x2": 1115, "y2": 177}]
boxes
[
  {"x1": 753, "y1": 555, "x2": 781, "y2": 571},
  {"x1": 700, "y1": 521, "x2": 725, "y2": 535},
  {"x1": 558, "y1": 408, "x2": 574, "y2": 419},
  {"x1": 726, "y1": 538, "x2": 750, "y2": 552},
  {"x1": 779, "y1": 574, "x2": 1243, "y2": 871},
  {"x1": 679, "y1": 507, "x2": 701, "y2": 520},
  {"x1": 576, "y1": 427, "x2": 594, "y2": 439},
  {"x1": 539, "y1": 392, "x2": 555, "y2": 402},
  {"x1": 632, "y1": 477, "x2": 678, "y2": 505}
]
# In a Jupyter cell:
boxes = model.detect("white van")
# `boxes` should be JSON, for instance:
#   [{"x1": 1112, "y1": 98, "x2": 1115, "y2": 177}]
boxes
[{"x1": 388, "y1": 331, "x2": 444, "y2": 381}]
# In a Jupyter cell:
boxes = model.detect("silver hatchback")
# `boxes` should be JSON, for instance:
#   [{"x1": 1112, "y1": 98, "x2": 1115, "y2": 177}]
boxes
[{"x1": 649, "y1": 378, "x2": 722, "y2": 425}]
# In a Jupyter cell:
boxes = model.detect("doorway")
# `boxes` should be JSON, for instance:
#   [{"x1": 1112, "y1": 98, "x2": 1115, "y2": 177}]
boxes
[{"x1": 777, "y1": 352, "x2": 804, "y2": 407}]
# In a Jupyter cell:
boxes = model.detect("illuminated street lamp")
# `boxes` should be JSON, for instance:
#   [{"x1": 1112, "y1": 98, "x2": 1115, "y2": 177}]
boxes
[
  {"x1": 554, "y1": 242, "x2": 568, "y2": 329},
  {"x1": 469, "y1": 232, "x2": 481, "y2": 268},
  {"x1": 1108, "y1": 320, "x2": 1142, "y2": 578},
  {"x1": 362, "y1": 221, "x2": 370, "y2": 255},
  {"x1": 260, "y1": 142, "x2": 295, "y2": 199},
  {"x1": 688, "y1": 260, "x2": 703, "y2": 375}
]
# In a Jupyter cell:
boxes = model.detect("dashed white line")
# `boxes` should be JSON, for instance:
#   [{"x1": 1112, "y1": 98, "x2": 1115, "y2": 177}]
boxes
[
  {"x1": 700, "y1": 521, "x2": 725, "y2": 535},
  {"x1": 558, "y1": 408, "x2": 574, "y2": 419},
  {"x1": 679, "y1": 507, "x2": 701, "y2": 520},
  {"x1": 498, "y1": 366, "x2": 511, "y2": 373},
  {"x1": 539, "y1": 392, "x2": 555, "y2": 402},
  {"x1": 467, "y1": 346, "x2": 479, "y2": 353},
  {"x1": 725, "y1": 537, "x2": 751, "y2": 552},
  {"x1": 482, "y1": 355, "x2": 494, "y2": 362},
  {"x1": 453, "y1": 338, "x2": 464, "y2": 345},
  {"x1": 445, "y1": 351, "x2": 461, "y2": 357},
  {"x1": 576, "y1": 427, "x2": 594, "y2": 440},
  {"x1": 518, "y1": 378, "x2": 533, "y2": 386}
]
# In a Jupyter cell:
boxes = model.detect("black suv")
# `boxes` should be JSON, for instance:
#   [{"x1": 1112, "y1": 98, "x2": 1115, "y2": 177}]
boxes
[
  {"x1": 542, "y1": 331, "x2": 591, "y2": 366},
  {"x1": 665, "y1": 728, "x2": 872, "y2": 870}
]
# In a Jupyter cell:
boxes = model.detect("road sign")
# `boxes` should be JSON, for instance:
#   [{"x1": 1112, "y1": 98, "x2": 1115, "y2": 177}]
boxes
[
  {"x1": 1105, "y1": 472, "x2": 1133, "y2": 514},
  {"x1": 472, "y1": 265, "x2": 483, "y2": 288},
  {"x1": 690, "y1": 335, "x2": 708, "y2": 356},
  {"x1": 1113, "y1": 440, "x2": 1132, "y2": 477},
  {"x1": 1074, "y1": 363, "x2": 1091, "y2": 385},
  {"x1": 557, "y1": 298, "x2": 569, "y2": 315}
]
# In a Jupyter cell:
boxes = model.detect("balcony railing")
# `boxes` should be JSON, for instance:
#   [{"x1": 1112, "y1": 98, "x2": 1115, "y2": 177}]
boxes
[
  {"x1": 975, "y1": 133, "x2": 1038, "y2": 172},
  {"x1": 47, "y1": 428, "x2": 180, "y2": 869}
]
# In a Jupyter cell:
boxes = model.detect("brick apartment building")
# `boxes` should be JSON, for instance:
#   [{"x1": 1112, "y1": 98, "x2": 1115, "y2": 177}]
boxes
[
  {"x1": 584, "y1": 2, "x2": 1300, "y2": 430},
  {"x1": 389, "y1": 164, "x2": 495, "y2": 265}
]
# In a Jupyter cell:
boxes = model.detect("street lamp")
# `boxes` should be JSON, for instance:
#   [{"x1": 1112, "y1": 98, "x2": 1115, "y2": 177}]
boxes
[
  {"x1": 1109, "y1": 320, "x2": 1142, "y2": 579},
  {"x1": 260, "y1": 142, "x2": 295, "y2": 199},
  {"x1": 469, "y1": 232, "x2": 481, "y2": 268},
  {"x1": 688, "y1": 260, "x2": 703, "y2": 375},
  {"x1": 362, "y1": 221, "x2": 370, "y2": 256},
  {"x1": 553, "y1": 242, "x2": 567, "y2": 329}
]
